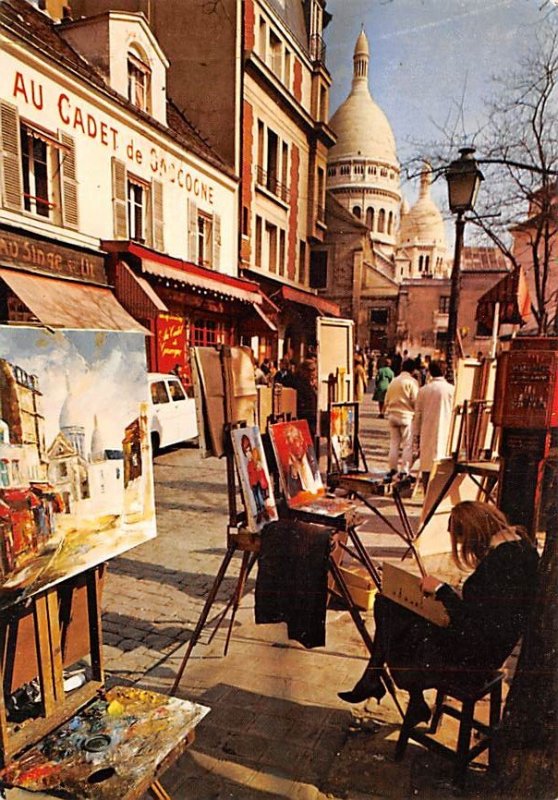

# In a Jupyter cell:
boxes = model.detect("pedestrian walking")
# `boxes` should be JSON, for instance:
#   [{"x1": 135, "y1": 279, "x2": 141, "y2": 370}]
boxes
[
  {"x1": 384, "y1": 358, "x2": 419, "y2": 479},
  {"x1": 353, "y1": 355, "x2": 367, "y2": 402},
  {"x1": 413, "y1": 360, "x2": 455, "y2": 491},
  {"x1": 372, "y1": 357, "x2": 394, "y2": 418}
]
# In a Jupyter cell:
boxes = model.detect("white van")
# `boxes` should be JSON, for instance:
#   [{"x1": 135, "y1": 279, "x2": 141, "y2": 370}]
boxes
[{"x1": 148, "y1": 373, "x2": 198, "y2": 452}]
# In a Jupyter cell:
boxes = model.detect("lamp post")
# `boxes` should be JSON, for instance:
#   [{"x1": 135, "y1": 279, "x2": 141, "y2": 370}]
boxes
[{"x1": 445, "y1": 147, "x2": 484, "y2": 384}]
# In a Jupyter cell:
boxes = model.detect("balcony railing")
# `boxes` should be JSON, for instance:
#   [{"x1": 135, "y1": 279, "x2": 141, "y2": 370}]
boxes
[
  {"x1": 309, "y1": 33, "x2": 326, "y2": 65},
  {"x1": 255, "y1": 165, "x2": 290, "y2": 203}
]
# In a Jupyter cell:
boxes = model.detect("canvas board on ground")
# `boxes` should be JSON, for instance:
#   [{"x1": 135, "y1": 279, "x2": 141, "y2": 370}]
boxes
[{"x1": 0, "y1": 326, "x2": 156, "y2": 606}]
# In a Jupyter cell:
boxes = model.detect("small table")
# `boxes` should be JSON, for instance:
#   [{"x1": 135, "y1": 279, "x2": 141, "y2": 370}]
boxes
[{"x1": 0, "y1": 687, "x2": 210, "y2": 799}]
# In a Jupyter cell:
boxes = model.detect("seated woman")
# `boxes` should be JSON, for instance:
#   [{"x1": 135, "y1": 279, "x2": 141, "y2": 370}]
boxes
[{"x1": 338, "y1": 501, "x2": 539, "y2": 726}]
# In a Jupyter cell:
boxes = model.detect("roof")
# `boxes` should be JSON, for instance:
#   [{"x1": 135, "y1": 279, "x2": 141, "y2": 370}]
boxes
[
  {"x1": 461, "y1": 247, "x2": 511, "y2": 273},
  {"x1": 0, "y1": 0, "x2": 233, "y2": 177},
  {"x1": 264, "y1": 0, "x2": 309, "y2": 56}
]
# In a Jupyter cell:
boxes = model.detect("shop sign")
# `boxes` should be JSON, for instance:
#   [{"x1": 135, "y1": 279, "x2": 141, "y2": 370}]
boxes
[
  {"x1": 0, "y1": 229, "x2": 106, "y2": 283},
  {"x1": 156, "y1": 314, "x2": 186, "y2": 373}
]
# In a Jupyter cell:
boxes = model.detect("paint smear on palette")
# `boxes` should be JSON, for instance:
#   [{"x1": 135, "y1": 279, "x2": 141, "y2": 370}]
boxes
[{"x1": 0, "y1": 687, "x2": 210, "y2": 798}]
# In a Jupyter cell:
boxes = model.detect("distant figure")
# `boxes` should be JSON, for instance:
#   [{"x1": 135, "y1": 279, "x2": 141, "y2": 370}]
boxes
[
  {"x1": 294, "y1": 360, "x2": 318, "y2": 438},
  {"x1": 413, "y1": 360, "x2": 455, "y2": 491},
  {"x1": 391, "y1": 349, "x2": 403, "y2": 376},
  {"x1": 353, "y1": 355, "x2": 367, "y2": 402},
  {"x1": 274, "y1": 357, "x2": 296, "y2": 388},
  {"x1": 373, "y1": 358, "x2": 394, "y2": 418},
  {"x1": 384, "y1": 358, "x2": 419, "y2": 478}
]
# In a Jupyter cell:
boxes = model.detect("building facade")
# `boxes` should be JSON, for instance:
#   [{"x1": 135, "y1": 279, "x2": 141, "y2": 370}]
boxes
[{"x1": 71, "y1": 0, "x2": 340, "y2": 362}]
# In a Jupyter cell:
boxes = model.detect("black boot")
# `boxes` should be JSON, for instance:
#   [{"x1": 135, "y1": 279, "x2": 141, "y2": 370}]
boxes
[
  {"x1": 338, "y1": 668, "x2": 386, "y2": 704},
  {"x1": 405, "y1": 690, "x2": 431, "y2": 727}
]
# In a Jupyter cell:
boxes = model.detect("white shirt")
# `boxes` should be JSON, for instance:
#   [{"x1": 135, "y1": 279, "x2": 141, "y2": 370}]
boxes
[
  {"x1": 413, "y1": 377, "x2": 455, "y2": 472},
  {"x1": 384, "y1": 371, "x2": 419, "y2": 422}
]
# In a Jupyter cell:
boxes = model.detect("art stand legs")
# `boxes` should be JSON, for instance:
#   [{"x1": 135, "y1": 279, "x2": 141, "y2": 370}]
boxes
[{"x1": 148, "y1": 780, "x2": 172, "y2": 799}]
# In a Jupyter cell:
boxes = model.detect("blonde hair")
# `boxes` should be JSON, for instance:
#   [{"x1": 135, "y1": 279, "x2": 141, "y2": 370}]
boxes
[{"x1": 449, "y1": 501, "x2": 530, "y2": 569}]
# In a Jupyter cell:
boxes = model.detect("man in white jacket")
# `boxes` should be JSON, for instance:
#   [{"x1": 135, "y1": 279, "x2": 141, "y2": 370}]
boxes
[
  {"x1": 413, "y1": 360, "x2": 455, "y2": 491},
  {"x1": 384, "y1": 359, "x2": 419, "y2": 478}
]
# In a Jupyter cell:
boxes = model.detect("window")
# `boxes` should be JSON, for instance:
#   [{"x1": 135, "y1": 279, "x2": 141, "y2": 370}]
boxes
[
  {"x1": 255, "y1": 215, "x2": 263, "y2": 266},
  {"x1": 270, "y1": 30, "x2": 282, "y2": 75},
  {"x1": 366, "y1": 207, "x2": 375, "y2": 229},
  {"x1": 378, "y1": 208, "x2": 386, "y2": 233},
  {"x1": 418, "y1": 255, "x2": 424, "y2": 272},
  {"x1": 197, "y1": 213, "x2": 213, "y2": 267},
  {"x1": 310, "y1": 251, "x2": 328, "y2": 289},
  {"x1": 267, "y1": 128, "x2": 278, "y2": 193},
  {"x1": 352, "y1": 205, "x2": 362, "y2": 219},
  {"x1": 258, "y1": 16, "x2": 267, "y2": 57},
  {"x1": 279, "y1": 229, "x2": 286, "y2": 276},
  {"x1": 266, "y1": 222, "x2": 277, "y2": 272},
  {"x1": 380, "y1": 168, "x2": 388, "y2": 177},
  {"x1": 168, "y1": 379, "x2": 186, "y2": 401},
  {"x1": 439, "y1": 296, "x2": 450, "y2": 313},
  {"x1": 284, "y1": 49, "x2": 291, "y2": 87},
  {"x1": 127, "y1": 177, "x2": 149, "y2": 243},
  {"x1": 299, "y1": 240, "x2": 306, "y2": 285},
  {"x1": 242, "y1": 205, "x2": 249, "y2": 236},
  {"x1": 151, "y1": 381, "x2": 170, "y2": 404},
  {"x1": 340, "y1": 165, "x2": 350, "y2": 176},
  {"x1": 0, "y1": 461, "x2": 9, "y2": 488},
  {"x1": 387, "y1": 211, "x2": 393, "y2": 235},
  {"x1": 191, "y1": 318, "x2": 226, "y2": 347},
  {"x1": 371, "y1": 308, "x2": 389, "y2": 325},
  {"x1": 281, "y1": 141, "x2": 289, "y2": 196},
  {"x1": 424, "y1": 255, "x2": 430, "y2": 273},
  {"x1": 21, "y1": 126, "x2": 50, "y2": 217},
  {"x1": 319, "y1": 85, "x2": 328, "y2": 121},
  {"x1": 327, "y1": 166, "x2": 337, "y2": 177},
  {"x1": 354, "y1": 164, "x2": 364, "y2": 175},
  {"x1": 127, "y1": 49, "x2": 151, "y2": 112}
]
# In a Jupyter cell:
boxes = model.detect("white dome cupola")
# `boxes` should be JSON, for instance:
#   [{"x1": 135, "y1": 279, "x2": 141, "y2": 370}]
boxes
[
  {"x1": 398, "y1": 163, "x2": 448, "y2": 279},
  {"x1": 327, "y1": 29, "x2": 401, "y2": 253}
]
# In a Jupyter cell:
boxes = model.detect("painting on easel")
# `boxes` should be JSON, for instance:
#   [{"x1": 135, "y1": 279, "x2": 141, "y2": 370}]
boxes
[
  {"x1": 0, "y1": 326, "x2": 156, "y2": 602},
  {"x1": 330, "y1": 402, "x2": 357, "y2": 472},
  {"x1": 269, "y1": 420, "x2": 325, "y2": 507},
  {"x1": 231, "y1": 427, "x2": 278, "y2": 532}
]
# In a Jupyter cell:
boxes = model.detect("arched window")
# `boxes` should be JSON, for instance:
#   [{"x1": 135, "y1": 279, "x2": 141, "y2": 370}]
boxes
[
  {"x1": 366, "y1": 206, "x2": 375, "y2": 229},
  {"x1": 387, "y1": 211, "x2": 393, "y2": 235},
  {"x1": 419, "y1": 255, "x2": 424, "y2": 272},
  {"x1": 352, "y1": 205, "x2": 362, "y2": 219},
  {"x1": 425, "y1": 255, "x2": 430, "y2": 273},
  {"x1": 127, "y1": 46, "x2": 151, "y2": 112},
  {"x1": 378, "y1": 208, "x2": 386, "y2": 232}
]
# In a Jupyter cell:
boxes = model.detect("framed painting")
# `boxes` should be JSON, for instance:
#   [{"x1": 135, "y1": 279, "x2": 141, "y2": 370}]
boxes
[
  {"x1": 269, "y1": 420, "x2": 324, "y2": 508},
  {"x1": 231, "y1": 426, "x2": 278, "y2": 532},
  {"x1": 0, "y1": 326, "x2": 156, "y2": 605},
  {"x1": 329, "y1": 402, "x2": 358, "y2": 473}
]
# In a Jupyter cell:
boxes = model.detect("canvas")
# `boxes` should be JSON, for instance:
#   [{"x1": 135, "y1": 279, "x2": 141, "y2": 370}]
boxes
[
  {"x1": 0, "y1": 326, "x2": 156, "y2": 604},
  {"x1": 330, "y1": 402, "x2": 357, "y2": 472},
  {"x1": 269, "y1": 420, "x2": 324, "y2": 507},
  {"x1": 231, "y1": 426, "x2": 278, "y2": 532}
]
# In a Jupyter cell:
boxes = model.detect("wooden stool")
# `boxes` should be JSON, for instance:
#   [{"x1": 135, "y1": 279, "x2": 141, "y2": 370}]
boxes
[{"x1": 394, "y1": 673, "x2": 503, "y2": 788}]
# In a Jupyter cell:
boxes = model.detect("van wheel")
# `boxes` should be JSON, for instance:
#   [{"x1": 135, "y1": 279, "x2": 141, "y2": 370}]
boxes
[{"x1": 151, "y1": 432, "x2": 160, "y2": 455}]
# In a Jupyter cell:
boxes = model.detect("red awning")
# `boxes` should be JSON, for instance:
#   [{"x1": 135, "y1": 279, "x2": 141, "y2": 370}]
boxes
[
  {"x1": 476, "y1": 267, "x2": 531, "y2": 328},
  {"x1": 0, "y1": 268, "x2": 150, "y2": 333},
  {"x1": 103, "y1": 241, "x2": 263, "y2": 305},
  {"x1": 276, "y1": 285, "x2": 340, "y2": 317}
]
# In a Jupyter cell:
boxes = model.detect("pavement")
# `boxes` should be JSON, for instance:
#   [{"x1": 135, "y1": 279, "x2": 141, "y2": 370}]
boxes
[{"x1": 7, "y1": 400, "x2": 511, "y2": 800}]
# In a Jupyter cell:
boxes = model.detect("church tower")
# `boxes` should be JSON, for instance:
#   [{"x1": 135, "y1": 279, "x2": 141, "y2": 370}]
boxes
[{"x1": 327, "y1": 29, "x2": 401, "y2": 256}]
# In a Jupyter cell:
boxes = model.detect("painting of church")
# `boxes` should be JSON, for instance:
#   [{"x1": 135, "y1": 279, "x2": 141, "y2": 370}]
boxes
[{"x1": 0, "y1": 326, "x2": 156, "y2": 595}]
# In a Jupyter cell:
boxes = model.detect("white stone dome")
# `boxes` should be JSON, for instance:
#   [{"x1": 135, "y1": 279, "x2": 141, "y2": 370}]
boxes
[
  {"x1": 399, "y1": 164, "x2": 446, "y2": 246},
  {"x1": 328, "y1": 30, "x2": 398, "y2": 166},
  {"x1": 59, "y1": 375, "x2": 82, "y2": 431}
]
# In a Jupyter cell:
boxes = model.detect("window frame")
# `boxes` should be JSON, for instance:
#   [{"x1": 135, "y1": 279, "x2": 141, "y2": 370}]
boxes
[
  {"x1": 127, "y1": 49, "x2": 151, "y2": 113},
  {"x1": 127, "y1": 174, "x2": 150, "y2": 243}
]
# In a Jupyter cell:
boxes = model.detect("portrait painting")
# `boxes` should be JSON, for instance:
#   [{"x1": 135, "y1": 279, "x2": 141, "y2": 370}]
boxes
[
  {"x1": 231, "y1": 426, "x2": 278, "y2": 532},
  {"x1": 0, "y1": 326, "x2": 156, "y2": 603},
  {"x1": 330, "y1": 402, "x2": 357, "y2": 472},
  {"x1": 269, "y1": 420, "x2": 324, "y2": 507}
]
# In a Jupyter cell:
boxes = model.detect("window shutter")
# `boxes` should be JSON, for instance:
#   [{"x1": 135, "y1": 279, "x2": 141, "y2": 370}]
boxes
[
  {"x1": 152, "y1": 178, "x2": 164, "y2": 251},
  {"x1": 188, "y1": 198, "x2": 198, "y2": 263},
  {"x1": 212, "y1": 212, "x2": 221, "y2": 270},
  {"x1": 0, "y1": 101, "x2": 23, "y2": 212},
  {"x1": 59, "y1": 132, "x2": 79, "y2": 230},
  {"x1": 111, "y1": 157, "x2": 128, "y2": 238}
]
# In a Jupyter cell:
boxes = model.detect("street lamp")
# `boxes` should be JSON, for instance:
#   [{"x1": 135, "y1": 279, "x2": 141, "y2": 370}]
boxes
[{"x1": 444, "y1": 147, "x2": 484, "y2": 384}]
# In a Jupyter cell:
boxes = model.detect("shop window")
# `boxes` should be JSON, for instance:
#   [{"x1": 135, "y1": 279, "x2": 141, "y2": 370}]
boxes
[
  {"x1": 310, "y1": 251, "x2": 328, "y2": 289},
  {"x1": 439, "y1": 295, "x2": 450, "y2": 313},
  {"x1": 127, "y1": 176, "x2": 149, "y2": 243},
  {"x1": 191, "y1": 319, "x2": 226, "y2": 347},
  {"x1": 127, "y1": 48, "x2": 151, "y2": 112}
]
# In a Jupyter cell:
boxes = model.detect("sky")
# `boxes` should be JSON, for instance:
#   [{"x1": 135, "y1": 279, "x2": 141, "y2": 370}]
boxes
[{"x1": 324, "y1": 0, "x2": 553, "y2": 216}]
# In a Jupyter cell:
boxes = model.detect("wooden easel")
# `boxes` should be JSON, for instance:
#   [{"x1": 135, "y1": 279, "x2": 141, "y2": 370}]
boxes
[{"x1": 0, "y1": 566, "x2": 105, "y2": 768}]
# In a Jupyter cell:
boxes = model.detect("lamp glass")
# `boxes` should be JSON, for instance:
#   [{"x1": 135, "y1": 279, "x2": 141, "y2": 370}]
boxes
[{"x1": 446, "y1": 148, "x2": 484, "y2": 213}]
